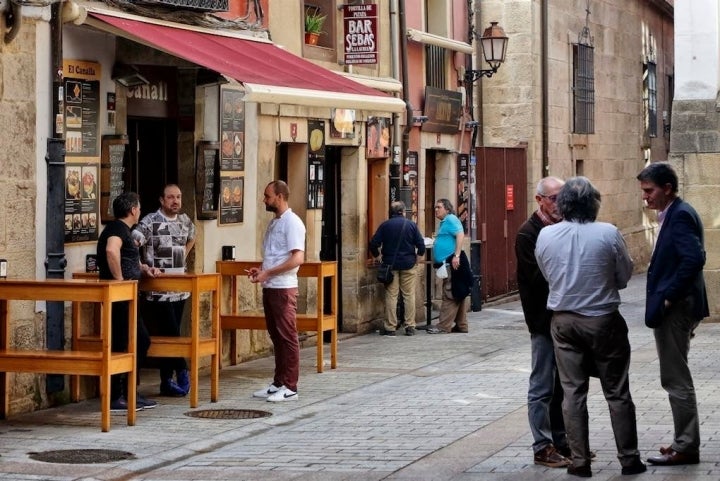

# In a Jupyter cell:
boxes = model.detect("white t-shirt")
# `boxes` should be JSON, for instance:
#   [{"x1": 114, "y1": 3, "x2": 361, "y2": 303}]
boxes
[{"x1": 261, "y1": 208, "x2": 306, "y2": 288}]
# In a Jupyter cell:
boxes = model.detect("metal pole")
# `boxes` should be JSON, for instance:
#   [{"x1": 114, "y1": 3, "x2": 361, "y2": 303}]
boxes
[{"x1": 46, "y1": 3, "x2": 67, "y2": 393}]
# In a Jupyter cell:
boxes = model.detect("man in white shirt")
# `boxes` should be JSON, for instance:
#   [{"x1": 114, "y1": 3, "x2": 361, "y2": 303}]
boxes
[{"x1": 249, "y1": 181, "x2": 306, "y2": 402}]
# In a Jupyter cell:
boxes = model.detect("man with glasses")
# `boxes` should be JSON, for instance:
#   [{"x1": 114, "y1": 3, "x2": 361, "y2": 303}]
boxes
[
  {"x1": 427, "y1": 199, "x2": 471, "y2": 334},
  {"x1": 515, "y1": 177, "x2": 571, "y2": 468}
]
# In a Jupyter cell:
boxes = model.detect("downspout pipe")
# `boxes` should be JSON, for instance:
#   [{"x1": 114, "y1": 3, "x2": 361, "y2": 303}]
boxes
[
  {"x1": 46, "y1": 1, "x2": 67, "y2": 393},
  {"x1": 390, "y1": 0, "x2": 401, "y2": 166},
  {"x1": 541, "y1": 0, "x2": 549, "y2": 175},
  {"x1": 398, "y1": 0, "x2": 413, "y2": 171}
]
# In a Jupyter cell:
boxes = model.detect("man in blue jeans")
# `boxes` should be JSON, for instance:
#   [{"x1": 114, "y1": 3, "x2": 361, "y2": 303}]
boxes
[
  {"x1": 369, "y1": 201, "x2": 426, "y2": 336},
  {"x1": 515, "y1": 176, "x2": 570, "y2": 468}
]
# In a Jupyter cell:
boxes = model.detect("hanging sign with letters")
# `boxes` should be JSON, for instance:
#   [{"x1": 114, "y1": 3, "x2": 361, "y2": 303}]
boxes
[{"x1": 343, "y1": 4, "x2": 378, "y2": 65}]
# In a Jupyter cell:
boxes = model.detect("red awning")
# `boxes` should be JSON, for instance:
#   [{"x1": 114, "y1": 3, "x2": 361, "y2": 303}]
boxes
[{"x1": 86, "y1": 12, "x2": 397, "y2": 101}]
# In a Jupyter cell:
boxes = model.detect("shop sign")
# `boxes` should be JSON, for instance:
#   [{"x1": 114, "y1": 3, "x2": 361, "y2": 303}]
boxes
[
  {"x1": 423, "y1": 86, "x2": 462, "y2": 134},
  {"x1": 343, "y1": 4, "x2": 378, "y2": 65}
]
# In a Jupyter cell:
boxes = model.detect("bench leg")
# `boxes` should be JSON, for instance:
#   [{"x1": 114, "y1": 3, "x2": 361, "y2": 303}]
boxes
[
  {"x1": 190, "y1": 358, "x2": 199, "y2": 408},
  {"x1": 229, "y1": 332, "x2": 238, "y2": 366},
  {"x1": 211, "y1": 351, "x2": 219, "y2": 403},
  {"x1": 316, "y1": 330, "x2": 324, "y2": 374},
  {"x1": 100, "y1": 373, "x2": 111, "y2": 432},
  {"x1": 331, "y1": 328, "x2": 337, "y2": 369}
]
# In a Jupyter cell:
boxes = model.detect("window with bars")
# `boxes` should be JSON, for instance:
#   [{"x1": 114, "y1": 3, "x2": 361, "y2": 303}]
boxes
[
  {"x1": 572, "y1": 44, "x2": 595, "y2": 134},
  {"x1": 643, "y1": 61, "x2": 657, "y2": 138},
  {"x1": 425, "y1": 44, "x2": 446, "y2": 89}
]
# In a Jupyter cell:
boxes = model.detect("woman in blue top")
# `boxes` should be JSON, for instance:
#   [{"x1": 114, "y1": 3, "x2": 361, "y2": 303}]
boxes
[{"x1": 428, "y1": 199, "x2": 469, "y2": 334}]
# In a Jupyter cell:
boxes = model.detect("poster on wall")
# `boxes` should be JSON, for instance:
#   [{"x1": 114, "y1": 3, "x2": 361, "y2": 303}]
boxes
[
  {"x1": 405, "y1": 151, "x2": 419, "y2": 222},
  {"x1": 64, "y1": 162, "x2": 99, "y2": 243},
  {"x1": 457, "y1": 154, "x2": 469, "y2": 233},
  {"x1": 219, "y1": 87, "x2": 245, "y2": 172},
  {"x1": 307, "y1": 120, "x2": 325, "y2": 209},
  {"x1": 366, "y1": 116, "x2": 390, "y2": 159},
  {"x1": 330, "y1": 108, "x2": 355, "y2": 139},
  {"x1": 63, "y1": 59, "x2": 101, "y2": 243},
  {"x1": 63, "y1": 60, "x2": 101, "y2": 158},
  {"x1": 219, "y1": 175, "x2": 244, "y2": 225}
]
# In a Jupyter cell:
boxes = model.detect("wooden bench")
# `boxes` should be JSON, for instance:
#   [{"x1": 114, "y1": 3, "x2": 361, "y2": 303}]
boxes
[
  {"x1": 0, "y1": 278, "x2": 138, "y2": 432},
  {"x1": 216, "y1": 261, "x2": 337, "y2": 373},
  {"x1": 72, "y1": 272, "x2": 221, "y2": 408}
]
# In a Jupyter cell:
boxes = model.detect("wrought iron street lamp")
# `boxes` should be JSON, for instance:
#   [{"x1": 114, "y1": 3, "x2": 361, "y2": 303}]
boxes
[{"x1": 464, "y1": 22, "x2": 508, "y2": 83}]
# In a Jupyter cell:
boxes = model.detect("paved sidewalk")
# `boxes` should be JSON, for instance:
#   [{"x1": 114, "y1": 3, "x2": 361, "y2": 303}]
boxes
[{"x1": 0, "y1": 273, "x2": 719, "y2": 480}]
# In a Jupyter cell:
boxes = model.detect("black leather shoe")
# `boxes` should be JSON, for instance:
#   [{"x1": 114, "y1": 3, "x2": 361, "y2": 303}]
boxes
[
  {"x1": 567, "y1": 464, "x2": 592, "y2": 477},
  {"x1": 621, "y1": 457, "x2": 647, "y2": 475},
  {"x1": 647, "y1": 447, "x2": 699, "y2": 466}
]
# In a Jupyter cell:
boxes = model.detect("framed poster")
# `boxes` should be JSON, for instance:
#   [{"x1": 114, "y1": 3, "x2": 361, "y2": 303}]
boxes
[
  {"x1": 219, "y1": 87, "x2": 245, "y2": 171},
  {"x1": 195, "y1": 141, "x2": 219, "y2": 220},
  {"x1": 219, "y1": 175, "x2": 244, "y2": 225}
]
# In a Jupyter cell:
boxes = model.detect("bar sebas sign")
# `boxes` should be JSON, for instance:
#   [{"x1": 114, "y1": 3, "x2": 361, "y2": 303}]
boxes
[{"x1": 343, "y1": 4, "x2": 378, "y2": 65}]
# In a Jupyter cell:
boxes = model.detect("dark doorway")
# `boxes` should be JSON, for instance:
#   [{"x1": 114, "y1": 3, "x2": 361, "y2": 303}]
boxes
[
  {"x1": 321, "y1": 146, "x2": 342, "y2": 332},
  {"x1": 126, "y1": 118, "x2": 179, "y2": 213}
]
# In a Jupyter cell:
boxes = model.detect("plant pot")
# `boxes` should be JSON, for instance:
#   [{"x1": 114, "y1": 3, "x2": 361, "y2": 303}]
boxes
[{"x1": 304, "y1": 32, "x2": 320, "y2": 45}]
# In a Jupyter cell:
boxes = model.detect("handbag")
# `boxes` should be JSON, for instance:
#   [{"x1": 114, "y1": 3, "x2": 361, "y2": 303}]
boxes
[
  {"x1": 376, "y1": 264, "x2": 394, "y2": 284},
  {"x1": 376, "y1": 219, "x2": 408, "y2": 285}
]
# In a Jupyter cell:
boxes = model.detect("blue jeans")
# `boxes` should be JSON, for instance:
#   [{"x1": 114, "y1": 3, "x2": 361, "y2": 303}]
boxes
[{"x1": 528, "y1": 332, "x2": 567, "y2": 453}]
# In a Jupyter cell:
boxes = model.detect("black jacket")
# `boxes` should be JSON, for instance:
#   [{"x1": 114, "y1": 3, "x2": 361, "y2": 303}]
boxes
[
  {"x1": 447, "y1": 251, "x2": 473, "y2": 300},
  {"x1": 645, "y1": 198, "x2": 709, "y2": 327},
  {"x1": 515, "y1": 212, "x2": 553, "y2": 335},
  {"x1": 369, "y1": 215, "x2": 425, "y2": 270}
]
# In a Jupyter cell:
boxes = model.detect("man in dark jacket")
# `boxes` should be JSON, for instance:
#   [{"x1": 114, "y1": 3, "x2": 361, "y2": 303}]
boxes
[
  {"x1": 369, "y1": 201, "x2": 426, "y2": 336},
  {"x1": 638, "y1": 162, "x2": 709, "y2": 466},
  {"x1": 515, "y1": 176, "x2": 570, "y2": 468}
]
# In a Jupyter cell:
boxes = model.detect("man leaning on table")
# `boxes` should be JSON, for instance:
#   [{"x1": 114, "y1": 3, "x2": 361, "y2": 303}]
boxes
[{"x1": 97, "y1": 192, "x2": 160, "y2": 412}]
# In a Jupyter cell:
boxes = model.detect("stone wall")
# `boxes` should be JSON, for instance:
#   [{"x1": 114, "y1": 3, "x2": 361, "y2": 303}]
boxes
[
  {"x1": 669, "y1": 99, "x2": 720, "y2": 319},
  {"x1": 0, "y1": 18, "x2": 43, "y2": 414}
]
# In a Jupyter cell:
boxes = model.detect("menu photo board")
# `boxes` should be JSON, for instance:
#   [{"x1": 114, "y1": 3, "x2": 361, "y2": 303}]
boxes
[
  {"x1": 195, "y1": 141, "x2": 219, "y2": 220},
  {"x1": 219, "y1": 174, "x2": 244, "y2": 225},
  {"x1": 100, "y1": 135, "x2": 129, "y2": 223},
  {"x1": 64, "y1": 161, "x2": 100, "y2": 243},
  {"x1": 63, "y1": 60, "x2": 101, "y2": 158},
  {"x1": 219, "y1": 86, "x2": 245, "y2": 172}
]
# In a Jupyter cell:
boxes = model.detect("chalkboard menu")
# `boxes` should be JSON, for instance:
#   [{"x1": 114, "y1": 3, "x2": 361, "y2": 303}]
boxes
[
  {"x1": 100, "y1": 135, "x2": 129, "y2": 223},
  {"x1": 195, "y1": 141, "x2": 219, "y2": 220}
]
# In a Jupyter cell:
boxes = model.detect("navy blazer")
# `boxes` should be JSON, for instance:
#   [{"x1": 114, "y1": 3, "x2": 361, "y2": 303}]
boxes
[{"x1": 645, "y1": 198, "x2": 709, "y2": 327}]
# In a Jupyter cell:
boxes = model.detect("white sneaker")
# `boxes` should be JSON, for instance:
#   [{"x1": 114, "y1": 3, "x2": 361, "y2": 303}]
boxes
[
  {"x1": 252, "y1": 383, "x2": 279, "y2": 398},
  {"x1": 266, "y1": 385, "x2": 298, "y2": 402}
]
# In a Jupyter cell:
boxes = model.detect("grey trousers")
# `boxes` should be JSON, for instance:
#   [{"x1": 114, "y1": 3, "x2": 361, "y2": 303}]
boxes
[
  {"x1": 551, "y1": 310, "x2": 640, "y2": 468},
  {"x1": 654, "y1": 298, "x2": 701, "y2": 453}
]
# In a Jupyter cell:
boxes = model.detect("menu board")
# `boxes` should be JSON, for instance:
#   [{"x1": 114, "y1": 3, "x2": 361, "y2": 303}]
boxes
[
  {"x1": 307, "y1": 120, "x2": 325, "y2": 209},
  {"x1": 195, "y1": 141, "x2": 219, "y2": 220},
  {"x1": 64, "y1": 161, "x2": 99, "y2": 243},
  {"x1": 63, "y1": 60, "x2": 101, "y2": 158},
  {"x1": 100, "y1": 135, "x2": 129, "y2": 223},
  {"x1": 218, "y1": 86, "x2": 245, "y2": 225},
  {"x1": 220, "y1": 87, "x2": 245, "y2": 171}
]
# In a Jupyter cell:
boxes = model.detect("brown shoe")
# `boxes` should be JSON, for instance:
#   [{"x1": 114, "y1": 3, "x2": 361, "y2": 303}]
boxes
[
  {"x1": 534, "y1": 445, "x2": 571, "y2": 468},
  {"x1": 647, "y1": 446, "x2": 699, "y2": 466}
]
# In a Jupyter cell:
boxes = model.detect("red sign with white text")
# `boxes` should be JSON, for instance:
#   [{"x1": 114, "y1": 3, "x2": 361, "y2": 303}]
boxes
[{"x1": 343, "y1": 4, "x2": 378, "y2": 65}]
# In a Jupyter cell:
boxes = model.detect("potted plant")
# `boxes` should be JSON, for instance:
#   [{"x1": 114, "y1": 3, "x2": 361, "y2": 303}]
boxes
[{"x1": 304, "y1": 11, "x2": 326, "y2": 45}]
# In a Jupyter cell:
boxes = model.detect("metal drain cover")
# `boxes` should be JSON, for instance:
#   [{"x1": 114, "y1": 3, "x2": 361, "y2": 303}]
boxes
[
  {"x1": 185, "y1": 408, "x2": 272, "y2": 419},
  {"x1": 29, "y1": 449, "x2": 135, "y2": 464}
]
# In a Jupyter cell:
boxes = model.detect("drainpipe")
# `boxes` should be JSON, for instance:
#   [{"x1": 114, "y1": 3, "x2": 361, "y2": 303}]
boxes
[
  {"x1": 390, "y1": 0, "x2": 402, "y2": 167},
  {"x1": 541, "y1": 0, "x2": 549, "y2": 175},
  {"x1": 46, "y1": 2, "x2": 67, "y2": 393},
  {"x1": 398, "y1": 0, "x2": 412, "y2": 180}
]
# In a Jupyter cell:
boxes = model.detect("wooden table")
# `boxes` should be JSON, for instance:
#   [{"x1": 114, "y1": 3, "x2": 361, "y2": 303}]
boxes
[
  {"x1": 72, "y1": 272, "x2": 220, "y2": 408},
  {"x1": 139, "y1": 273, "x2": 220, "y2": 408},
  {"x1": 0, "y1": 278, "x2": 138, "y2": 432},
  {"x1": 217, "y1": 261, "x2": 337, "y2": 373}
]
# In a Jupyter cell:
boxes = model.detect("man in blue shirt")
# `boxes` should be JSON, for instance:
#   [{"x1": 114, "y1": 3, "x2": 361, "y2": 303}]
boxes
[
  {"x1": 427, "y1": 198, "x2": 469, "y2": 334},
  {"x1": 369, "y1": 201, "x2": 426, "y2": 336}
]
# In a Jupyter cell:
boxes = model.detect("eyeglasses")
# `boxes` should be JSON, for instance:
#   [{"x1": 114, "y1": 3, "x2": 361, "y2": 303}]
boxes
[{"x1": 540, "y1": 194, "x2": 558, "y2": 202}]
